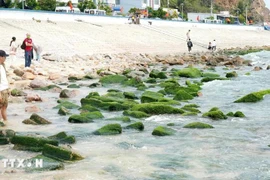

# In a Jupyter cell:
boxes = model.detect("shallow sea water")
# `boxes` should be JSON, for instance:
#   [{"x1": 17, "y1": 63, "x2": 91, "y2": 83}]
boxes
[{"x1": 0, "y1": 51, "x2": 270, "y2": 180}]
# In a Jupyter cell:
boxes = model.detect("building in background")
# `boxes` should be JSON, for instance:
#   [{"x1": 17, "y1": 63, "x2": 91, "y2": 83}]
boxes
[{"x1": 114, "y1": 0, "x2": 160, "y2": 14}]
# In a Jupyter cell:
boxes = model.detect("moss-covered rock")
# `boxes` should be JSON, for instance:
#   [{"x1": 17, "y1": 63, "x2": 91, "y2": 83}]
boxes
[
  {"x1": 202, "y1": 109, "x2": 227, "y2": 120},
  {"x1": 123, "y1": 92, "x2": 137, "y2": 99},
  {"x1": 141, "y1": 91, "x2": 164, "y2": 103},
  {"x1": 182, "y1": 112, "x2": 198, "y2": 116},
  {"x1": 0, "y1": 129, "x2": 16, "y2": 138},
  {"x1": 131, "y1": 103, "x2": 184, "y2": 115},
  {"x1": 167, "y1": 123, "x2": 175, "y2": 126},
  {"x1": 93, "y1": 124, "x2": 122, "y2": 135},
  {"x1": 123, "y1": 78, "x2": 143, "y2": 87},
  {"x1": 183, "y1": 122, "x2": 214, "y2": 129},
  {"x1": 145, "y1": 78, "x2": 157, "y2": 84},
  {"x1": 107, "y1": 89, "x2": 121, "y2": 92},
  {"x1": 11, "y1": 135, "x2": 58, "y2": 152},
  {"x1": 68, "y1": 111, "x2": 103, "y2": 123},
  {"x1": 48, "y1": 132, "x2": 76, "y2": 144},
  {"x1": 123, "y1": 110, "x2": 150, "y2": 118},
  {"x1": 68, "y1": 76, "x2": 84, "y2": 81},
  {"x1": 24, "y1": 155, "x2": 64, "y2": 172},
  {"x1": 173, "y1": 90, "x2": 194, "y2": 101},
  {"x1": 183, "y1": 104, "x2": 200, "y2": 108},
  {"x1": 106, "y1": 116, "x2": 131, "y2": 123},
  {"x1": 176, "y1": 67, "x2": 202, "y2": 78},
  {"x1": 152, "y1": 126, "x2": 175, "y2": 136},
  {"x1": 0, "y1": 137, "x2": 9, "y2": 145},
  {"x1": 23, "y1": 113, "x2": 51, "y2": 125},
  {"x1": 226, "y1": 71, "x2": 238, "y2": 78},
  {"x1": 125, "y1": 122, "x2": 144, "y2": 131},
  {"x1": 42, "y1": 144, "x2": 83, "y2": 161},
  {"x1": 85, "y1": 92, "x2": 100, "y2": 98},
  {"x1": 67, "y1": 84, "x2": 80, "y2": 88},
  {"x1": 181, "y1": 106, "x2": 201, "y2": 113},
  {"x1": 35, "y1": 85, "x2": 62, "y2": 91},
  {"x1": 201, "y1": 77, "x2": 228, "y2": 83},
  {"x1": 234, "y1": 111, "x2": 245, "y2": 117},
  {"x1": 226, "y1": 112, "x2": 234, "y2": 117},
  {"x1": 149, "y1": 69, "x2": 167, "y2": 79},
  {"x1": 100, "y1": 75, "x2": 127, "y2": 84},
  {"x1": 55, "y1": 100, "x2": 80, "y2": 109},
  {"x1": 202, "y1": 73, "x2": 220, "y2": 78},
  {"x1": 79, "y1": 105, "x2": 99, "y2": 113},
  {"x1": 11, "y1": 88, "x2": 26, "y2": 96},
  {"x1": 234, "y1": 90, "x2": 270, "y2": 103},
  {"x1": 58, "y1": 106, "x2": 70, "y2": 115},
  {"x1": 0, "y1": 121, "x2": 5, "y2": 127}
]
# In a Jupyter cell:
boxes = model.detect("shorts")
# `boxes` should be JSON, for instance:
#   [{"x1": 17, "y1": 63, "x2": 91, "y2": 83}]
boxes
[{"x1": 0, "y1": 89, "x2": 9, "y2": 108}]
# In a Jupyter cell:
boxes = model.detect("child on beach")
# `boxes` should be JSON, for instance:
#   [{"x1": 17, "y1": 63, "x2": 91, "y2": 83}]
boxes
[
  {"x1": 211, "y1": 40, "x2": 216, "y2": 51},
  {"x1": 208, "y1": 42, "x2": 212, "y2": 50},
  {"x1": 187, "y1": 39, "x2": 193, "y2": 53}
]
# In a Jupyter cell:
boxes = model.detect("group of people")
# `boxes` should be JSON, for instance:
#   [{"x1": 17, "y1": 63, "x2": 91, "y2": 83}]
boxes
[
  {"x1": 0, "y1": 33, "x2": 42, "y2": 125},
  {"x1": 8, "y1": 33, "x2": 42, "y2": 67},
  {"x1": 186, "y1": 30, "x2": 217, "y2": 53}
]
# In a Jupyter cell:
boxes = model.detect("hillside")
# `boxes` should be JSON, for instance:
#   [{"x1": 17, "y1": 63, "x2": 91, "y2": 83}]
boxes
[{"x1": 162, "y1": 0, "x2": 270, "y2": 23}]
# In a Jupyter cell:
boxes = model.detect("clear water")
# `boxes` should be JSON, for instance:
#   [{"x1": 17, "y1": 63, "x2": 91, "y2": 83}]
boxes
[{"x1": 1, "y1": 51, "x2": 270, "y2": 180}]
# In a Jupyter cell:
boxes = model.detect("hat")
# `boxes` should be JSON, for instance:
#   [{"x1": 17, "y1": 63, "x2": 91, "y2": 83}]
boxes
[{"x1": 0, "y1": 50, "x2": 9, "y2": 57}]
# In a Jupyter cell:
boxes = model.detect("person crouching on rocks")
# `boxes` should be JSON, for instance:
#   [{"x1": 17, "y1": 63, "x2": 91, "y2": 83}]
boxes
[{"x1": 187, "y1": 39, "x2": 193, "y2": 53}]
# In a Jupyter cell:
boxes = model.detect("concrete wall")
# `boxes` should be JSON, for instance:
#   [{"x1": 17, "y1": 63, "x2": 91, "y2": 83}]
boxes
[{"x1": 0, "y1": 9, "x2": 264, "y2": 31}]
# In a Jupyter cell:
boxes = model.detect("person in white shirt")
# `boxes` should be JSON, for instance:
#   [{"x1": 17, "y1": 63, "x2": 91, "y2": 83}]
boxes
[
  {"x1": 211, "y1": 39, "x2": 216, "y2": 51},
  {"x1": 9, "y1": 37, "x2": 18, "y2": 63},
  {"x1": 0, "y1": 50, "x2": 10, "y2": 123}
]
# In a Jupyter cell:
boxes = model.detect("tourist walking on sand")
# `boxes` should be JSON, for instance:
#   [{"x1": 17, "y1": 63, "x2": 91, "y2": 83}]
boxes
[
  {"x1": 33, "y1": 43, "x2": 42, "y2": 61},
  {"x1": 187, "y1": 39, "x2": 193, "y2": 53},
  {"x1": 0, "y1": 50, "x2": 10, "y2": 125},
  {"x1": 23, "y1": 33, "x2": 33, "y2": 67},
  {"x1": 9, "y1": 37, "x2": 18, "y2": 63},
  {"x1": 211, "y1": 39, "x2": 216, "y2": 51},
  {"x1": 186, "y1": 30, "x2": 191, "y2": 41}
]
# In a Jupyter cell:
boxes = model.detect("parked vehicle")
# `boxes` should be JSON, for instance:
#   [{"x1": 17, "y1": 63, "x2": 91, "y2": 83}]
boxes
[
  {"x1": 84, "y1": 9, "x2": 106, "y2": 16},
  {"x1": 55, "y1": 6, "x2": 81, "y2": 13}
]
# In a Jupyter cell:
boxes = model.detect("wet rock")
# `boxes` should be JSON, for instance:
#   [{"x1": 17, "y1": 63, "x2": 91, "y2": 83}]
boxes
[
  {"x1": 123, "y1": 110, "x2": 150, "y2": 118},
  {"x1": 30, "y1": 78, "x2": 48, "y2": 88},
  {"x1": 234, "y1": 89, "x2": 270, "y2": 103},
  {"x1": 176, "y1": 67, "x2": 202, "y2": 78},
  {"x1": 59, "y1": 89, "x2": 79, "y2": 98},
  {"x1": 54, "y1": 100, "x2": 80, "y2": 109},
  {"x1": 25, "y1": 93, "x2": 42, "y2": 102},
  {"x1": 93, "y1": 123, "x2": 122, "y2": 135},
  {"x1": 149, "y1": 69, "x2": 167, "y2": 79},
  {"x1": 183, "y1": 122, "x2": 214, "y2": 129},
  {"x1": 123, "y1": 92, "x2": 137, "y2": 99},
  {"x1": 202, "y1": 108, "x2": 227, "y2": 120},
  {"x1": 42, "y1": 144, "x2": 83, "y2": 161},
  {"x1": 58, "y1": 106, "x2": 70, "y2": 115},
  {"x1": 141, "y1": 91, "x2": 164, "y2": 103},
  {"x1": 267, "y1": 65, "x2": 270, "y2": 70},
  {"x1": 234, "y1": 111, "x2": 245, "y2": 117},
  {"x1": 173, "y1": 90, "x2": 194, "y2": 101},
  {"x1": 226, "y1": 71, "x2": 238, "y2": 78},
  {"x1": 48, "y1": 132, "x2": 75, "y2": 144},
  {"x1": 125, "y1": 122, "x2": 144, "y2": 131},
  {"x1": 22, "y1": 72, "x2": 36, "y2": 80},
  {"x1": 253, "y1": 66, "x2": 262, "y2": 71},
  {"x1": 13, "y1": 69, "x2": 24, "y2": 77},
  {"x1": 106, "y1": 116, "x2": 131, "y2": 123},
  {"x1": 11, "y1": 88, "x2": 27, "y2": 96},
  {"x1": 99, "y1": 75, "x2": 127, "y2": 84},
  {"x1": 152, "y1": 126, "x2": 175, "y2": 136},
  {"x1": 23, "y1": 113, "x2": 51, "y2": 125},
  {"x1": 0, "y1": 129, "x2": 16, "y2": 138},
  {"x1": 49, "y1": 73, "x2": 61, "y2": 80},
  {"x1": 131, "y1": 103, "x2": 184, "y2": 115},
  {"x1": 68, "y1": 111, "x2": 103, "y2": 123}
]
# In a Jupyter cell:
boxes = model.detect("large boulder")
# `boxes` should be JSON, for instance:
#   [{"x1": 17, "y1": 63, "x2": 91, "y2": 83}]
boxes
[
  {"x1": 11, "y1": 135, "x2": 58, "y2": 152},
  {"x1": 152, "y1": 126, "x2": 175, "y2": 136},
  {"x1": 173, "y1": 90, "x2": 194, "y2": 101},
  {"x1": 183, "y1": 122, "x2": 214, "y2": 129},
  {"x1": 30, "y1": 78, "x2": 48, "y2": 88},
  {"x1": 93, "y1": 123, "x2": 122, "y2": 135},
  {"x1": 176, "y1": 67, "x2": 202, "y2": 78},
  {"x1": 48, "y1": 132, "x2": 75, "y2": 144},
  {"x1": 131, "y1": 103, "x2": 184, "y2": 115},
  {"x1": 42, "y1": 144, "x2": 83, "y2": 161},
  {"x1": 234, "y1": 90, "x2": 270, "y2": 103}
]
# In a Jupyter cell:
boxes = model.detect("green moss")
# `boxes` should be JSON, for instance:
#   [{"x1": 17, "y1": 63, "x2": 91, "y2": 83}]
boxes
[
  {"x1": 68, "y1": 76, "x2": 83, "y2": 81},
  {"x1": 183, "y1": 122, "x2": 214, "y2": 129},
  {"x1": 0, "y1": 129, "x2": 16, "y2": 138},
  {"x1": 42, "y1": 144, "x2": 83, "y2": 161},
  {"x1": 125, "y1": 122, "x2": 144, "y2": 131},
  {"x1": 107, "y1": 89, "x2": 121, "y2": 92},
  {"x1": 226, "y1": 71, "x2": 238, "y2": 78},
  {"x1": 123, "y1": 78, "x2": 143, "y2": 87},
  {"x1": 182, "y1": 112, "x2": 198, "y2": 116},
  {"x1": 132, "y1": 103, "x2": 184, "y2": 115},
  {"x1": 141, "y1": 91, "x2": 164, "y2": 103},
  {"x1": 173, "y1": 90, "x2": 194, "y2": 101},
  {"x1": 202, "y1": 110, "x2": 227, "y2": 120},
  {"x1": 201, "y1": 77, "x2": 228, "y2": 82},
  {"x1": 123, "y1": 92, "x2": 137, "y2": 99},
  {"x1": 107, "y1": 116, "x2": 131, "y2": 123},
  {"x1": 123, "y1": 110, "x2": 150, "y2": 118},
  {"x1": 234, "y1": 90, "x2": 270, "y2": 103},
  {"x1": 145, "y1": 78, "x2": 157, "y2": 84},
  {"x1": 26, "y1": 113, "x2": 51, "y2": 125},
  {"x1": 48, "y1": 132, "x2": 75, "y2": 144},
  {"x1": 58, "y1": 106, "x2": 70, "y2": 115},
  {"x1": 245, "y1": 72, "x2": 251, "y2": 76},
  {"x1": 79, "y1": 105, "x2": 99, "y2": 113},
  {"x1": 167, "y1": 123, "x2": 175, "y2": 126},
  {"x1": 85, "y1": 92, "x2": 100, "y2": 98},
  {"x1": 34, "y1": 85, "x2": 61, "y2": 91},
  {"x1": 202, "y1": 73, "x2": 220, "y2": 78},
  {"x1": 67, "y1": 84, "x2": 80, "y2": 88},
  {"x1": 11, "y1": 136, "x2": 58, "y2": 152},
  {"x1": 152, "y1": 126, "x2": 175, "y2": 136},
  {"x1": 234, "y1": 111, "x2": 245, "y2": 117},
  {"x1": 68, "y1": 113, "x2": 95, "y2": 123},
  {"x1": 183, "y1": 104, "x2": 200, "y2": 108},
  {"x1": 176, "y1": 67, "x2": 202, "y2": 78},
  {"x1": 149, "y1": 69, "x2": 167, "y2": 79},
  {"x1": 209, "y1": 107, "x2": 219, "y2": 112},
  {"x1": 100, "y1": 75, "x2": 128, "y2": 84},
  {"x1": 11, "y1": 88, "x2": 26, "y2": 96},
  {"x1": 181, "y1": 106, "x2": 201, "y2": 113},
  {"x1": 0, "y1": 137, "x2": 9, "y2": 145},
  {"x1": 54, "y1": 100, "x2": 80, "y2": 109},
  {"x1": 93, "y1": 124, "x2": 122, "y2": 135},
  {"x1": 226, "y1": 112, "x2": 234, "y2": 117}
]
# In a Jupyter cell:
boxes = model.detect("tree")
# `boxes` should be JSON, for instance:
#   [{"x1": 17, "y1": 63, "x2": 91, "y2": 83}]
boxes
[
  {"x1": 99, "y1": 3, "x2": 112, "y2": 15},
  {"x1": 129, "y1": 7, "x2": 139, "y2": 14},
  {"x1": 78, "y1": 0, "x2": 96, "y2": 12},
  {"x1": 38, "y1": 0, "x2": 56, "y2": 11}
]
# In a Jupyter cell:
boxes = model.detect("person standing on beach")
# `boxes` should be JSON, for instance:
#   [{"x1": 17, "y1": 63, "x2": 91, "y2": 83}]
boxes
[
  {"x1": 187, "y1": 39, "x2": 193, "y2": 53},
  {"x1": 211, "y1": 40, "x2": 216, "y2": 51},
  {"x1": 186, "y1": 30, "x2": 191, "y2": 41},
  {"x1": 9, "y1": 37, "x2": 18, "y2": 63},
  {"x1": 33, "y1": 43, "x2": 42, "y2": 61},
  {"x1": 24, "y1": 33, "x2": 33, "y2": 67},
  {"x1": 0, "y1": 50, "x2": 10, "y2": 124},
  {"x1": 208, "y1": 42, "x2": 212, "y2": 50}
]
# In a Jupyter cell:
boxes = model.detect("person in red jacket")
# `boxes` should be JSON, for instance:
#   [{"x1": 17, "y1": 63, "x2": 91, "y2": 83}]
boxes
[{"x1": 24, "y1": 33, "x2": 33, "y2": 67}]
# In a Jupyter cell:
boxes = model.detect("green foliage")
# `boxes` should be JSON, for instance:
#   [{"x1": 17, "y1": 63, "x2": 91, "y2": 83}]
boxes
[
  {"x1": 78, "y1": 0, "x2": 96, "y2": 12},
  {"x1": 147, "y1": 7, "x2": 167, "y2": 19},
  {"x1": 99, "y1": 2, "x2": 112, "y2": 14},
  {"x1": 39, "y1": 0, "x2": 56, "y2": 11},
  {"x1": 238, "y1": 14, "x2": 245, "y2": 23},
  {"x1": 129, "y1": 7, "x2": 139, "y2": 14}
]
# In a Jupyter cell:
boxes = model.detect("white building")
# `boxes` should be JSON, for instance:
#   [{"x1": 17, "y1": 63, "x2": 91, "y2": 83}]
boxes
[{"x1": 116, "y1": 0, "x2": 160, "y2": 14}]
